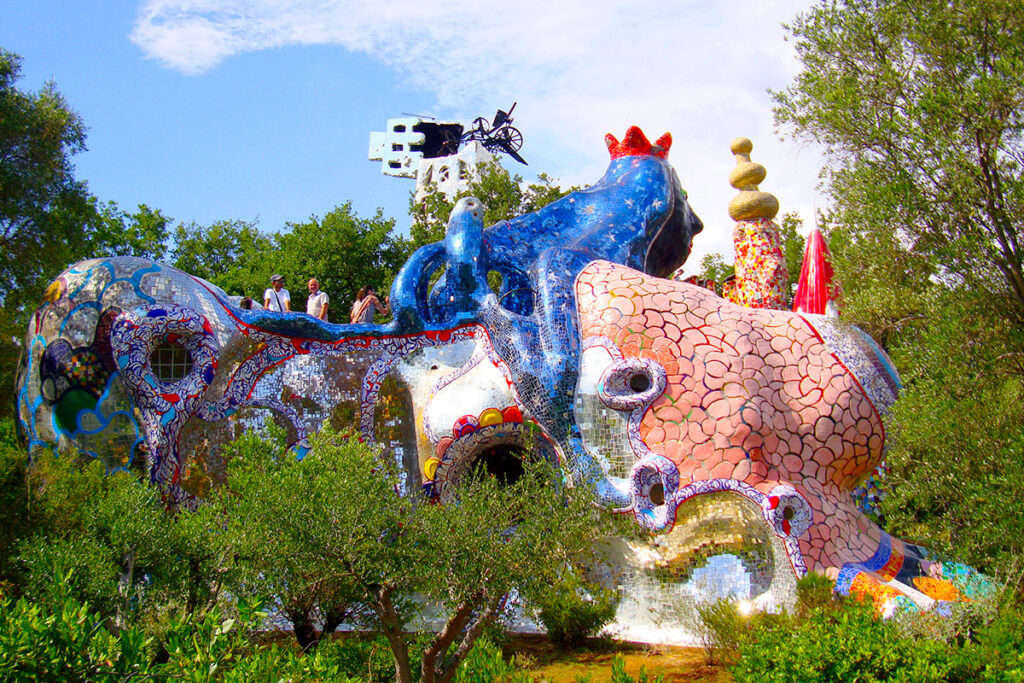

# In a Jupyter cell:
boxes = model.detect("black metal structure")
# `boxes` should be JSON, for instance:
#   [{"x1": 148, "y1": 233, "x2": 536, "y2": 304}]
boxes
[{"x1": 460, "y1": 103, "x2": 527, "y2": 165}]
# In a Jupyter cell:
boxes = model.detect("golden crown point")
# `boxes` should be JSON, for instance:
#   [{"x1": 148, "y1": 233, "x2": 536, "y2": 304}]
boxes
[{"x1": 728, "y1": 137, "x2": 779, "y2": 221}]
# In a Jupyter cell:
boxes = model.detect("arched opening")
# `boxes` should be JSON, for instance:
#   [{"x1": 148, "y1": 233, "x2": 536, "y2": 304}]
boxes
[
  {"x1": 649, "y1": 482, "x2": 665, "y2": 506},
  {"x1": 470, "y1": 444, "x2": 533, "y2": 486}
]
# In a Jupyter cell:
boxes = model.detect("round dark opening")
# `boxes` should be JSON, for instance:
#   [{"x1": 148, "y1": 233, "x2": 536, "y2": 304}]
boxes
[
  {"x1": 629, "y1": 373, "x2": 651, "y2": 393},
  {"x1": 649, "y1": 482, "x2": 665, "y2": 506},
  {"x1": 151, "y1": 340, "x2": 193, "y2": 383},
  {"x1": 782, "y1": 506, "x2": 795, "y2": 520},
  {"x1": 470, "y1": 444, "x2": 532, "y2": 486}
]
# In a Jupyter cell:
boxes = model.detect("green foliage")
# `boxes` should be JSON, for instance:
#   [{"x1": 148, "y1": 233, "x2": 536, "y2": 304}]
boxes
[
  {"x1": 275, "y1": 204, "x2": 408, "y2": 320},
  {"x1": 879, "y1": 288, "x2": 1024, "y2": 569},
  {"x1": 0, "y1": 51, "x2": 177, "y2": 419},
  {"x1": 693, "y1": 211, "x2": 804, "y2": 296},
  {"x1": 731, "y1": 598, "x2": 952, "y2": 683},
  {"x1": 452, "y1": 636, "x2": 532, "y2": 683},
  {"x1": 610, "y1": 653, "x2": 663, "y2": 683},
  {"x1": 775, "y1": 0, "x2": 1024, "y2": 570},
  {"x1": 0, "y1": 585, "x2": 152, "y2": 682},
  {"x1": 529, "y1": 564, "x2": 619, "y2": 647},
  {"x1": 696, "y1": 254, "x2": 734, "y2": 290},
  {"x1": 945, "y1": 599, "x2": 1024, "y2": 682},
  {"x1": 170, "y1": 204, "x2": 408, "y2": 321},
  {"x1": 721, "y1": 588, "x2": 1024, "y2": 683},
  {"x1": 409, "y1": 161, "x2": 572, "y2": 248},
  {"x1": 774, "y1": 0, "x2": 1024, "y2": 313},
  {"x1": 0, "y1": 419, "x2": 30, "y2": 585},
  {"x1": 0, "y1": 585, "x2": 366, "y2": 682},
  {"x1": 91, "y1": 201, "x2": 172, "y2": 261},
  {"x1": 696, "y1": 598, "x2": 748, "y2": 666},
  {"x1": 777, "y1": 211, "x2": 806, "y2": 286},
  {"x1": 171, "y1": 218, "x2": 271, "y2": 292},
  {"x1": 221, "y1": 429, "x2": 366, "y2": 652},
  {"x1": 13, "y1": 450, "x2": 229, "y2": 633},
  {"x1": 794, "y1": 571, "x2": 838, "y2": 617},
  {"x1": 219, "y1": 427, "x2": 603, "y2": 683},
  {"x1": 0, "y1": 48, "x2": 91, "y2": 311},
  {"x1": 319, "y1": 635, "x2": 401, "y2": 682}
]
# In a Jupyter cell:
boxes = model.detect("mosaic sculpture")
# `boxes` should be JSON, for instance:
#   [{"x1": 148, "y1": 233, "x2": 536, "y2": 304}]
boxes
[
  {"x1": 15, "y1": 128, "x2": 988, "y2": 641},
  {"x1": 724, "y1": 138, "x2": 789, "y2": 310}
]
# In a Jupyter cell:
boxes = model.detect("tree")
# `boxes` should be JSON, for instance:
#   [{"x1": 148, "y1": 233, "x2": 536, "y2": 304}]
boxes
[
  {"x1": 773, "y1": 0, "x2": 1024, "y2": 320},
  {"x1": 773, "y1": 0, "x2": 1024, "y2": 570},
  {"x1": 275, "y1": 203, "x2": 409, "y2": 320},
  {"x1": 697, "y1": 253, "x2": 734, "y2": 289},
  {"x1": 693, "y1": 212, "x2": 804, "y2": 295},
  {"x1": 0, "y1": 50, "x2": 174, "y2": 419},
  {"x1": 91, "y1": 201, "x2": 171, "y2": 262},
  {"x1": 778, "y1": 211, "x2": 807, "y2": 287},
  {"x1": 0, "y1": 49, "x2": 93, "y2": 310},
  {"x1": 222, "y1": 427, "x2": 603, "y2": 683},
  {"x1": 409, "y1": 161, "x2": 573, "y2": 248},
  {"x1": 170, "y1": 218, "x2": 272, "y2": 296},
  {"x1": 12, "y1": 448, "x2": 230, "y2": 631}
]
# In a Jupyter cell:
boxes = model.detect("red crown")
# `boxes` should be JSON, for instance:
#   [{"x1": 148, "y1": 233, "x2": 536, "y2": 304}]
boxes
[{"x1": 605, "y1": 126, "x2": 672, "y2": 160}]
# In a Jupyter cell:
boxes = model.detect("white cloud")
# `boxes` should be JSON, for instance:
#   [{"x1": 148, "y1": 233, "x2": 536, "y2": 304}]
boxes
[{"x1": 131, "y1": 0, "x2": 825, "y2": 271}]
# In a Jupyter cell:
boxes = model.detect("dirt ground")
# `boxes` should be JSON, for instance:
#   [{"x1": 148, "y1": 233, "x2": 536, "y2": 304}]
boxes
[{"x1": 504, "y1": 635, "x2": 733, "y2": 683}]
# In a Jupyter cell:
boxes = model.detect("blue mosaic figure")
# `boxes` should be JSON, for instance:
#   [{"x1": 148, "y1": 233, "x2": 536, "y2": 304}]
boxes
[{"x1": 388, "y1": 127, "x2": 703, "y2": 503}]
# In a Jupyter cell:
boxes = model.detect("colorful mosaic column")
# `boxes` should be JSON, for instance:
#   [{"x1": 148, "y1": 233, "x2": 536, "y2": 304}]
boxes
[{"x1": 726, "y1": 137, "x2": 789, "y2": 310}]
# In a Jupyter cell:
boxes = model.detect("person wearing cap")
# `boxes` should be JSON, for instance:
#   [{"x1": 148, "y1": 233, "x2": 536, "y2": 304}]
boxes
[
  {"x1": 264, "y1": 274, "x2": 291, "y2": 313},
  {"x1": 306, "y1": 278, "x2": 329, "y2": 320}
]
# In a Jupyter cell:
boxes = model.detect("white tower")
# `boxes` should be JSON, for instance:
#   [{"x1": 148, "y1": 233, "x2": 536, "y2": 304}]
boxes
[{"x1": 369, "y1": 116, "x2": 494, "y2": 202}]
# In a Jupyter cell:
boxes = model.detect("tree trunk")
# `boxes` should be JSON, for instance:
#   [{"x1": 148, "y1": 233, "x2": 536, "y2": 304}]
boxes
[
  {"x1": 287, "y1": 607, "x2": 320, "y2": 652},
  {"x1": 436, "y1": 597, "x2": 502, "y2": 683},
  {"x1": 321, "y1": 602, "x2": 349, "y2": 639},
  {"x1": 421, "y1": 599, "x2": 477, "y2": 683},
  {"x1": 373, "y1": 585, "x2": 414, "y2": 683}
]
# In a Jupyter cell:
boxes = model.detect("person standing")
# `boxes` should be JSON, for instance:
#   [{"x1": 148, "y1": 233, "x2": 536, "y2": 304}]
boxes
[
  {"x1": 263, "y1": 274, "x2": 291, "y2": 313},
  {"x1": 350, "y1": 285, "x2": 389, "y2": 323},
  {"x1": 349, "y1": 286, "x2": 367, "y2": 323},
  {"x1": 306, "y1": 278, "x2": 330, "y2": 320}
]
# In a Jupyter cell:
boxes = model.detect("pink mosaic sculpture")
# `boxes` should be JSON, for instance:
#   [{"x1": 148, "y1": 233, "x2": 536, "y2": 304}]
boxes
[{"x1": 15, "y1": 128, "x2": 991, "y2": 639}]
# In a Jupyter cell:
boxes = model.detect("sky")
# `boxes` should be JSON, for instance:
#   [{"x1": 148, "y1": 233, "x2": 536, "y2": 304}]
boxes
[{"x1": 1, "y1": 1, "x2": 825, "y2": 273}]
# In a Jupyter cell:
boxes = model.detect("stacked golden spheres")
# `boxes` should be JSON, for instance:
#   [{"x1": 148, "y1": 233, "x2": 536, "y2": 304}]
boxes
[{"x1": 727, "y1": 137, "x2": 779, "y2": 221}]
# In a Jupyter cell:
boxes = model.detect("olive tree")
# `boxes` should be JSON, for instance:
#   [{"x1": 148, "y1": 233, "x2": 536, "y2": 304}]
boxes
[
  {"x1": 221, "y1": 427, "x2": 604, "y2": 683},
  {"x1": 773, "y1": 0, "x2": 1024, "y2": 569}
]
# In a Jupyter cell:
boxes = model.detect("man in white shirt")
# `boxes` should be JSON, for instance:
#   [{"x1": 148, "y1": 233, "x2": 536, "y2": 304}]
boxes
[
  {"x1": 263, "y1": 274, "x2": 291, "y2": 313},
  {"x1": 306, "y1": 278, "x2": 330, "y2": 320}
]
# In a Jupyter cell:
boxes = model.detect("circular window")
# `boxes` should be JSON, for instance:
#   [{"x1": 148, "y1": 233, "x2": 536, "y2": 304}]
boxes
[
  {"x1": 151, "y1": 340, "x2": 193, "y2": 383},
  {"x1": 629, "y1": 373, "x2": 651, "y2": 393}
]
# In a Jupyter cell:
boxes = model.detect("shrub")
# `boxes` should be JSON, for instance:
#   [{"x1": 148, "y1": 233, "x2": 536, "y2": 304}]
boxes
[
  {"x1": 0, "y1": 588, "x2": 152, "y2": 681},
  {"x1": 13, "y1": 449, "x2": 230, "y2": 635},
  {"x1": 220, "y1": 427, "x2": 603, "y2": 683},
  {"x1": 530, "y1": 564, "x2": 620, "y2": 647},
  {"x1": 730, "y1": 597, "x2": 952, "y2": 683},
  {"x1": 0, "y1": 419, "x2": 29, "y2": 586},
  {"x1": 320, "y1": 635, "x2": 401, "y2": 682},
  {"x1": 610, "y1": 653, "x2": 664, "y2": 683},
  {"x1": 453, "y1": 636, "x2": 532, "y2": 683},
  {"x1": 946, "y1": 599, "x2": 1024, "y2": 682},
  {"x1": 794, "y1": 571, "x2": 838, "y2": 616}
]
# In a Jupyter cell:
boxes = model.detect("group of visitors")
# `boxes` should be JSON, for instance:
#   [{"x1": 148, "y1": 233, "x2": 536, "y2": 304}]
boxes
[{"x1": 259, "y1": 274, "x2": 389, "y2": 324}]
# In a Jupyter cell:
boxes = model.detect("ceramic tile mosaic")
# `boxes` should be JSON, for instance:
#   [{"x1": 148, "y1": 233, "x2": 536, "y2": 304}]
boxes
[{"x1": 15, "y1": 127, "x2": 992, "y2": 641}]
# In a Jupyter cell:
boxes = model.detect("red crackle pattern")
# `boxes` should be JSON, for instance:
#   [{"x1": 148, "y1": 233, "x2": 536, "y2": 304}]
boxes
[{"x1": 576, "y1": 260, "x2": 887, "y2": 573}]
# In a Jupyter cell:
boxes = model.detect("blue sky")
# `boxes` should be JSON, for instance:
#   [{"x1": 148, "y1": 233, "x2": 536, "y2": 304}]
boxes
[{"x1": 1, "y1": 1, "x2": 823, "y2": 271}]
